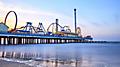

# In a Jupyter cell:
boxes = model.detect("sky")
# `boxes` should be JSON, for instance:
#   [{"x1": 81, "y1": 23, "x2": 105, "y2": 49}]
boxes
[{"x1": 0, "y1": 0, "x2": 120, "y2": 41}]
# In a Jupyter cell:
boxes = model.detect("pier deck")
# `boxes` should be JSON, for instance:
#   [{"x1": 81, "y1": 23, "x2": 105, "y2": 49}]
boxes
[{"x1": 0, "y1": 32, "x2": 86, "y2": 45}]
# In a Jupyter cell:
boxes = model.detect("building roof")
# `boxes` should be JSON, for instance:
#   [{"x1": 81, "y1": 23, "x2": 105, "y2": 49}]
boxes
[{"x1": 0, "y1": 22, "x2": 9, "y2": 28}]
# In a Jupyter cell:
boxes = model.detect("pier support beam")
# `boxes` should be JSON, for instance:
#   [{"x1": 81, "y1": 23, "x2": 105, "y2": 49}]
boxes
[
  {"x1": 7, "y1": 38, "x2": 11, "y2": 45},
  {"x1": 18, "y1": 38, "x2": 22, "y2": 44},
  {"x1": 0, "y1": 37, "x2": 1, "y2": 45},
  {"x1": 3, "y1": 38, "x2": 7, "y2": 45}
]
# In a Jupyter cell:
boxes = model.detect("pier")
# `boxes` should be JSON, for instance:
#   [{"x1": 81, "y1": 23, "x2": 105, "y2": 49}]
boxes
[
  {"x1": 0, "y1": 32, "x2": 92, "y2": 45},
  {"x1": 0, "y1": 9, "x2": 93, "y2": 45}
]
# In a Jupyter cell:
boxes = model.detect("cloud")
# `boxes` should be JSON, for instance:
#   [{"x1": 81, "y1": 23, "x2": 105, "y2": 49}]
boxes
[
  {"x1": 0, "y1": 1, "x2": 3, "y2": 5},
  {"x1": 1, "y1": 0, "x2": 119, "y2": 41},
  {"x1": 0, "y1": 0, "x2": 73, "y2": 18},
  {"x1": 0, "y1": 0, "x2": 75, "y2": 32}
]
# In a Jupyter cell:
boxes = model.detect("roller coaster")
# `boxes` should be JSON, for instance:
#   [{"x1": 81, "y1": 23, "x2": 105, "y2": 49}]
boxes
[{"x1": 0, "y1": 9, "x2": 93, "y2": 43}]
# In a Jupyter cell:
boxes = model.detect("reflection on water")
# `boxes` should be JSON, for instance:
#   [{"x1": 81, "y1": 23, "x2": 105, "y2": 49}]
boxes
[
  {"x1": 0, "y1": 51, "x2": 82, "y2": 67},
  {"x1": 0, "y1": 43, "x2": 120, "y2": 67}
]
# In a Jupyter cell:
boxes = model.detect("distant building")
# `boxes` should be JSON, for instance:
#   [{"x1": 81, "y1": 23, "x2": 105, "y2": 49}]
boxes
[{"x1": 0, "y1": 22, "x2": 9, "y2": 32}]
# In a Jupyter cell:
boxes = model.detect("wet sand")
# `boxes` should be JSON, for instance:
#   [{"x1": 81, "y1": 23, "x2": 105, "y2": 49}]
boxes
[{"x1": 0, "y1": 60, "x2": 33, "y2": 67}]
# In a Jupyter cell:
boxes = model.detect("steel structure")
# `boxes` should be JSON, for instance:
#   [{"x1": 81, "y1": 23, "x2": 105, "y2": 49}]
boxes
[
  {"x1": 36, "y1": 23, "x2": 46, "y2": 34},
  {"x1": 63, "y1": 26, "x2": 71, "y2": 32},
  {"x1": 16, "y1": 22, "x2": 36, "y2": 34},
  {"x1": 47, "y1": 22, "x2": 72, "y2": 33},
  {"x1": 4, "y1": 11, "x2": 18, "y2": 31},
  {"x1": 76, "y1": 27, "x2": 81, "y2": 36},
  {"x1": 0, "y1": 10, "x2": 93, "y2": 45},
  {"x1": 74, "y1": 9, "x2": 77, "y2": 33},
  {"x1": 47, "y1": 22, "x2": 62, "y2": 33}
]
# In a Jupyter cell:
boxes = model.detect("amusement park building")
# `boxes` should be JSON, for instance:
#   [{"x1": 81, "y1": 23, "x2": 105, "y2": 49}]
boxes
[{"x1": 0, "y1": 22, "x2": 9, "y2": 32}]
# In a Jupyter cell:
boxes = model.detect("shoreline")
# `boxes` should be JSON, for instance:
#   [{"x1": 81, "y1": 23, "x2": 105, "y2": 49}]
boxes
[{"x1": 0, "y1": 59, "x2": 33, "y2": 67}]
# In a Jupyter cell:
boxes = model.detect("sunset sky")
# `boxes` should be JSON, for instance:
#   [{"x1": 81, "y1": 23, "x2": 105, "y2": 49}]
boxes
[{"x1": 0, "y1": 0, "x2": 120, "y2": 41}]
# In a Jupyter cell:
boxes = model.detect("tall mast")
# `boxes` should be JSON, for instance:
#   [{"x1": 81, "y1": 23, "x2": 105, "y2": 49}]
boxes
[{"x1": 74, "y1": 8, "x2": 77, "y2": 33}]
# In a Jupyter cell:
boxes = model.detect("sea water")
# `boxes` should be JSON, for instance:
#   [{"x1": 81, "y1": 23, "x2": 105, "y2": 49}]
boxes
[{"x1": 0, "y1": 43, "x2": 120, "y2": 67}]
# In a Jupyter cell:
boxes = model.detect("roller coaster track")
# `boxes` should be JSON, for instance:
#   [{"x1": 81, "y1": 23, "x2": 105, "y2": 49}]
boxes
[
  {"x1": 47, "y1": 23, "x2": 62, "y2": 32},
  {"x1": 47, "y1": 22, "x2": 73, "y2": 33},
  {"x1": 36, "y1": 23, "x2": 46, "y2": 33},
  {"x1": 22, "y1": 22, "x2": 37, "y2": 33},
  {"x1": 76, "y1": 27, "x2": 81, "y2": 36},
  {"x1": 4, "y1": 11, "x2": 18, "y2": 30},
  {"x1": 63, "y1": 26, "x2": 71, "y2": 32}
]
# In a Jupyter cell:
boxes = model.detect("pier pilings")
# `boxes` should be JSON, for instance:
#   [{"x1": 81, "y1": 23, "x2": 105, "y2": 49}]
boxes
[
  {"x1": 0, "y1": 32, "x2": 94, "y2": 45},
  {"x1": 0, "y1": 36, "x2": 84, "y2": 45}
]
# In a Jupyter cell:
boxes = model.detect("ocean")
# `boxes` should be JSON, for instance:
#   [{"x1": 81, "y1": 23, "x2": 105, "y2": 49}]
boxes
[{"x1": 0, "y1": 43, "x2": 120, "y2": 67}]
